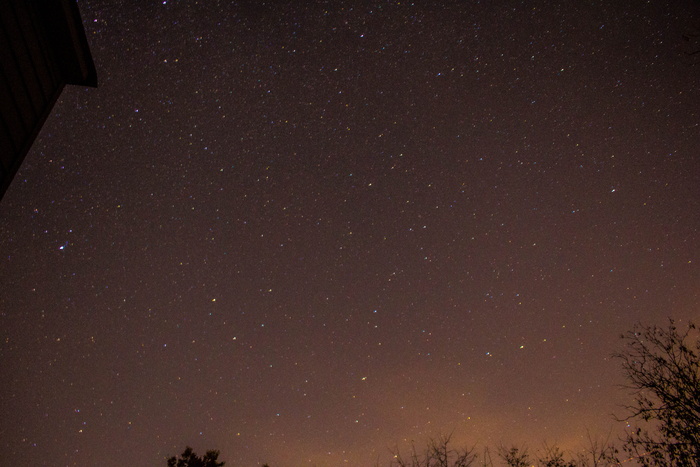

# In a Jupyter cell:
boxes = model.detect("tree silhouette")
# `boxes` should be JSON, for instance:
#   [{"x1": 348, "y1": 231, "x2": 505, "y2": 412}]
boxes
[
  {"x1": 536, "y1": 443, "x2": 576, "y2": 467},
  {"x1": 167, "y1": 446, "x2": 225, "y2": 467},
  {"x1": 575, "y1": 430, "x2": 618, "y2": 467},
  {"x1": 497, "y1": 445, "x2": 530, "y2": 467},
  {"x1": 389, "y1": 433, "x2": 477, "y2": 467},
  {"x1": 615, "y1": 320, "x2": 700, "y2": 466}
]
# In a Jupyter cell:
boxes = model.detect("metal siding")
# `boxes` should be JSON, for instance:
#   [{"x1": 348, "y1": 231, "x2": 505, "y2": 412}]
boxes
[
  {"x1": 1, "y1": 2, "x2": 45, "y2": 119},
  {"x1": 0, "y1": 65, "x2": 22, "y2": 148},
  {"x1": 11, "y1": 0, "x2": 57, "y2": 102},
  {"x1": 0, "y1": 31, "x2": 30, "y2": 148}
]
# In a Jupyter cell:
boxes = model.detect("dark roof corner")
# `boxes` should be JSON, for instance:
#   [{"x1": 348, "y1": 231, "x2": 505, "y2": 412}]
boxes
[
  {"x1": 37, "y1": 0, "x2": 98, "y2": 88},
  {"x1": 0, "y1": 0, "x2": 97, "y2": 201}
]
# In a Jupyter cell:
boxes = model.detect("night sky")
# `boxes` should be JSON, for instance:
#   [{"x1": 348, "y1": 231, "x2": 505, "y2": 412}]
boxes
[{"x1": 1, "y1": 1, "x2": 699, "y2": 466}]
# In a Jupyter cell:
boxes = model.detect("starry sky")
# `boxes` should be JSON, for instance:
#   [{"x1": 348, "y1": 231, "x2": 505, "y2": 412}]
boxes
[{"x1": 1, "y1": 1, "x2": 699, "y2": 466}]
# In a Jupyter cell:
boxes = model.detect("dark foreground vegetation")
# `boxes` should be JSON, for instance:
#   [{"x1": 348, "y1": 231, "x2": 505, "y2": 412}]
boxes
[
  {"x1": 167, "y1": 446, "x2": 225, "y2": 467},
  {"x1": 169, "y1": 320, "x2": 699, "y2": 467}
]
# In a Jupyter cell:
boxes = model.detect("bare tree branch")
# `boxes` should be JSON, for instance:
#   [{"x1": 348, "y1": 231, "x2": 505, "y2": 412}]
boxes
[{"x1": 613, "y1": 320, "x2": 700, "y2": 466}]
